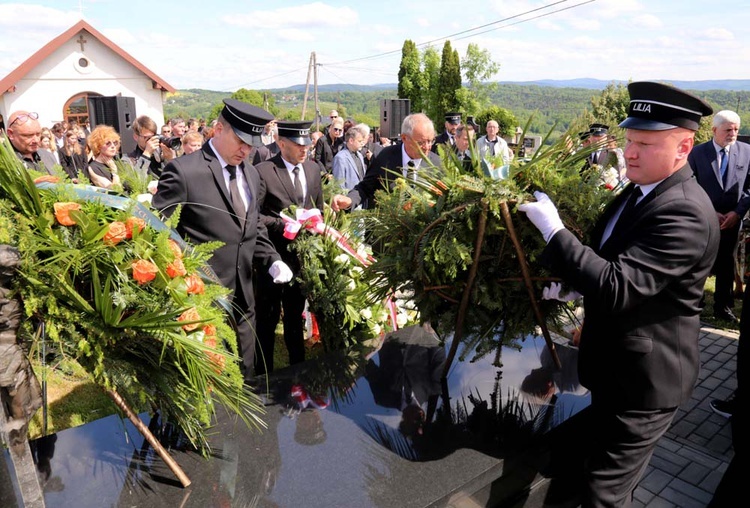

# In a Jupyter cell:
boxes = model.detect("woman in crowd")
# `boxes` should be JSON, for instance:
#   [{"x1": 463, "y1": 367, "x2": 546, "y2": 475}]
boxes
[
  {"x1": 39, "y1": 127, "x2": 60, "y2": 165},
  {"x1": 58, "y1": 129, "x2": 88, "y2": 181},
  {"x1": 314, "y1": 116, "x2": 345, "y2": 173},
  {"x1": 86, "y1": 125, "x2": 122, "y2": 190},
  {"x1": 181, "y1": 131, "x2": 204, "y2": 155}
]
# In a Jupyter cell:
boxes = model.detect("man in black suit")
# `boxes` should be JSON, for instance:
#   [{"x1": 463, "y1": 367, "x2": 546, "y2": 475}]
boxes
[
  {"x1": 255, "y1": 121, "x2": 324, "y2": 374},
  {"x1": 152, "y1": 99, "x2": 293, "y2": 383},
  {"x1": 688, "y1": 110, "x2": 750, "y2": 324},
  {"x1": 330, "y1": 113, "x2": 442, "y2": 211},
  {"x1": 431, "y1": 112, "x2": 461, "y2": 154},
  {"x1": 520, "y1": 82, "x2": 719, "y2": 507}
]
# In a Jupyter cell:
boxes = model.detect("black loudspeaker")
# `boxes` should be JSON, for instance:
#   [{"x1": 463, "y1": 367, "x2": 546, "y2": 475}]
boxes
[
  {"x1": 87, "y1": 96, "x2": 137, "y2": 156},
  {"x1": 380, "y1": 99, "x2": 410, "y2": 139}
]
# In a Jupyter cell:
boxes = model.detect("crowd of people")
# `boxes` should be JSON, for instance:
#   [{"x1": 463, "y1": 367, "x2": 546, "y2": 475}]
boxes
[{"x1": 1, "y1": 81, "x2": 747, "y2": 506}]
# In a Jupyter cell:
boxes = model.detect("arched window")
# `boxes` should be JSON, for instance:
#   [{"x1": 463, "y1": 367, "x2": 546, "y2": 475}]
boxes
[{"x1": 63, "y1": 92, "x2": 101, "y2": 128}]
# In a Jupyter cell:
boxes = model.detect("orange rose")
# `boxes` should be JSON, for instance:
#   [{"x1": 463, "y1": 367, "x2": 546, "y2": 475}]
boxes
[
  {"x1": 178, "y1": 307, "x2": 201, "y2": 331},
  {"x1": 402, "y1": 201, "x2": 413, "y2": 211},
  {"x1": 203, "y1": 324, "x2": 217, "y2": 337},
  {"x1": 131, "y1": 259, "x2": 158, "y2": 285},
  {"x1": 166, "y1": 258, "x2": 187, "y2": 278},
  {"x1": 125, "y1": 217, "x2": 146, "y2": 238},
  {"x1": 185, "y1": 273, "x2": 205, "y2": 295},
  {"x1": 54, "y1": 202, "x2": 81, "y2": 226},
  {"x1": 168, "y1": 239, "x2": 183, "y2": 259},
  {"x1": 103, "y1": 221, "x2": 127, "y2": 245},
  {"x1": 34, "y1": 175, "x2": 60, "y2": 184}
]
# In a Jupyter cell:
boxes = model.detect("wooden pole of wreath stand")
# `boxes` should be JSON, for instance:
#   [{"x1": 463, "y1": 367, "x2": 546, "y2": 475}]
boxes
[
  {"x1": 106, "y1": 389, "x2": 192, "y2": 488},
  {"x1": 499, "y1": 202, "x2": 562, "y2": 370},
  {"x1": 441, "y1": 200, "x2": 563, "y2": 379}
]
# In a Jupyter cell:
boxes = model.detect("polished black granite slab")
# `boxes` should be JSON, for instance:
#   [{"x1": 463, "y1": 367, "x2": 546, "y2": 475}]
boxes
[{"x1": 1, "y1": 326, "x2": 590, "y2": 507}]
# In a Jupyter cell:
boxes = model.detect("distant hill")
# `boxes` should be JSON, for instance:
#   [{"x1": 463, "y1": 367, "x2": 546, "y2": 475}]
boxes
[{"x1": 272, "y1": 79, "x2": 750, "y2": 93}]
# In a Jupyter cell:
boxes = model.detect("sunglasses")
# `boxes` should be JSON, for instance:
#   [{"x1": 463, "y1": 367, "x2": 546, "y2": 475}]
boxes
[
  {"x1": 8, "y1": 112, "x2": 39, "y2": 129},
  {"x1": 332, "y1": 127, "x2": 343, "y2": 132},
  {"x1": 104, "y1": 140, "x2": 120, "y2": 147}
]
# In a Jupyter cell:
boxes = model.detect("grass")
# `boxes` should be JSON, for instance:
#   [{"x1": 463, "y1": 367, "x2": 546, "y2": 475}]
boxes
[{"x1": 25, "y1": 279, "x2": 739, "y2": 439}]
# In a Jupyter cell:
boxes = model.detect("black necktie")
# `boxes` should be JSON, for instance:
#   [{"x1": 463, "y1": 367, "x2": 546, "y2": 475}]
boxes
[
  {"x1": 591, "y1": 151, "x2": 599, "y2": 165},
  {"x1": 292, "y1": 166, "x2": 304, "y2": 206},
  {"x1": 488, "y1": 140, "x2": 495, "y2": 156},
  {"x1": 614, "y1": 186, "x2": 642, "y2": 233},
  {"x1": 352, "y1": 151, "x2": 364, "y2": 180},
  {"x1": 226, "y1": 165, "x2": 246, "y2": 222}
]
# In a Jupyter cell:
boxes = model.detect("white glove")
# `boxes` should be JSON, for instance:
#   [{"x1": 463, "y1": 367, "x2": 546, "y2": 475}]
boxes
[
  {"x1": 542, "y1": 282, "x2": 581, "y2": 302},
  {"x1": 518, "y1": 191, "x2": 565, "y2": 243},
  {"x1": 269, "y1": 260, "x2": 293, "y2": 284}
]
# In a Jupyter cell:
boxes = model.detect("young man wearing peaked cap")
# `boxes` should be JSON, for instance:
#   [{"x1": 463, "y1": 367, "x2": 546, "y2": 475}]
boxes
[
  {"x1": 519, "y1": 82, "x2": 719, "y2": 507},
  {"x1": 153, "y1": 99, "x2": 293, "y2": 383},
  {"x1": 254, "y1": 121, "x2": 324, "y2": 375}
]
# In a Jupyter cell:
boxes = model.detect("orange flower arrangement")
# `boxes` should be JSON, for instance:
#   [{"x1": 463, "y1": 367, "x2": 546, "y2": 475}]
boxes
[
  {"x1": 125, "y1": 217, "x2": 146, "y2": 238},
  {"x1": 53, "y1": 202, "x2": 81, "y2": 226},
  {"x1": 103, "y1": 221, "x2": 128, "y2": 245},
  {"x1": 185, "y1": 273, "x2": 205, "y2": 295},
  {"x1": 132, "y1": 259, "x2": 159, "y2": 285},
  {"x1": 34, "y1": 175, "x2": 60, "y2": 184},
  {"x1": 168, "y1": 239, "x2": 183, "y2": 259},
  {"x1": 166, "y1": 258, "x2": 187, "y2": 278},
  {"x1": 178, "y1": 307, "x2": 201, "y2": 331},
  {"x1": 203, "y1": 324, "x2": 217, "y2": 337}
]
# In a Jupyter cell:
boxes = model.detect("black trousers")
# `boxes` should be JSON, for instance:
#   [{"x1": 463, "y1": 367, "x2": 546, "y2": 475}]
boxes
[
  {"x1": 254, "y1": 271, "x2": 306, "y2": 375},
  {"x1": 232, "y1": 288, "x2": 256, "y2": 382},
  {"x1": 713, "y1": 223, "x2": 741, "y2": 314}
]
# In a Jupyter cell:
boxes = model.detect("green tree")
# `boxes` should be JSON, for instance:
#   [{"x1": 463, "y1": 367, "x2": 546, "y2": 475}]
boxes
[
  {"x1": 459, "y1": 43, "x2": 500, "y2": 116},
  {"x1": 398, "y1": 40, "x2": 424, "y2": 113},
  {"x1": 208, "y1": 88, "x2": 279, "y2": 122},
  {"x1": 476, "y1": 106, "x2": 518, "y2": 139},
  {"x1": 437, "y1": 41, "x2": 462, "y2": 122},
  {"x1": 590, "y1": 81, "x2": 630, "y2": 128},
  {"x1": 421, "y1": 46, "x2": 442, "y2": 121}
]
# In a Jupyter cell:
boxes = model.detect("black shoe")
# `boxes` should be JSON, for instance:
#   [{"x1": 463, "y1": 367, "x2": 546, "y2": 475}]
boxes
[
  {"x1": 714, "y1": 309, "x2": 739, "y2": 323},
  {"x1": 709, "y1": 398, "x2": 734, "y2": 418}
]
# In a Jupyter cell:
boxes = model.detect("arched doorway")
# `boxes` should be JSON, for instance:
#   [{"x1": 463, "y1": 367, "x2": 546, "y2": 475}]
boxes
[{"x1": 63, "y1": 92, "x2": 101, "y2": 128}]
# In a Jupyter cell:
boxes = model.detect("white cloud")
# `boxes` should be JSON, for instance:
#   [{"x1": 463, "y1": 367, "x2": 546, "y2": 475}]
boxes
[
  {"x1": 535, "y1": 20, "x2": 562, "y2": 31},
  {"x1": 276, "y1": 28, "x2": 316, "y2": 42},
  {"x1": 0, "y1": 3, "x2": 79, "y2": 29},
  {"x1": 222, "y1": 2, "x2": 358, "y2": 30},
  {"x1": 416, "y1": 18, "x2": 430, "y2": 27},
  {"x1": 700, "y1": 28, "x2": 734, "y2": 41},
  {"x1": 632, "y1": 14, "x2": 662, "y2": 29}
]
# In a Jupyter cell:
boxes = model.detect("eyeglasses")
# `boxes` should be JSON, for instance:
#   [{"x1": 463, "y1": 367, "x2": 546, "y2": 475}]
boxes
[
  {"x1": 407, "y1": 135, "x2": 434, "y2": 149},
  {"x1": 104, "y1": 140, "x2": 120, "y2": 147},
  {"x1": 8, "y1": 112, "x2": 39, "y2": 129},
  {"x1": 330, "y1": 116, "x2": 338, "y2": 119},
  {"x1": 332, "y1": 128, "x2": 343, "y2": 132}
]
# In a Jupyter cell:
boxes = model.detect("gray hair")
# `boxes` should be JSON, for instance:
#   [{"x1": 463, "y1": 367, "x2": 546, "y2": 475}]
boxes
[
  {"x1": 346, "y1": 122, "x2": 370, "y2": 141},
  {"x1": 401, "y1": 113, "x2": 434, "y2": 137},
  {"x1": 713, "y1": 110, "x2": 741, "y2": 128}
]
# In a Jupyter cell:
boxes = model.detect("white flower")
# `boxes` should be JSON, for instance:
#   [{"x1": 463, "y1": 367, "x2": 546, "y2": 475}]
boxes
[
  {"x1": 396, "y1": 313, "x2": 408, "y2": 327},
  {"x1": 359, "y1": 308, "x2": 373, "y2": 320},
  {"x1": 347, "y1": 279, "x2": 356, "y2": 291},
  {"x1": 350, "y1": 266, "x2": 363, "y2": 275},
  {"x1": 377, "y1": 310, "x2": 388, "y2": 323},
  {"x1": 371, "y1": 323, "x2": 382, "y2": 336},
  {"x1": 334, "y1": 254, "x2": 350, "y2": 265}
]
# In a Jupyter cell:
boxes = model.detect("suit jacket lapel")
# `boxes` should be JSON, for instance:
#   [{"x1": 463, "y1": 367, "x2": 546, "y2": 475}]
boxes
[
  {"x1": 204, "y1": 148, "x2": 233, "y2": 212},
  {"x1": 272, "y1": 155, "x2": 297, "y2": 203}
]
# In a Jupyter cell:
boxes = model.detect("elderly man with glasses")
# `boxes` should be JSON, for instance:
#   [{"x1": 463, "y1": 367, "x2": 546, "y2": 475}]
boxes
[
  {"x1": 5, "y1": 111, "x2": 58, "y2": 173},
  {"x1": 331, "y1": 113, "x2": 442, "y2": 211}
]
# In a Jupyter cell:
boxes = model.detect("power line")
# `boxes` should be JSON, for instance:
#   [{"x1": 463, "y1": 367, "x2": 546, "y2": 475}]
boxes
[{"x1": 326, "y1": 0, "x2": 591, "y2": 66}]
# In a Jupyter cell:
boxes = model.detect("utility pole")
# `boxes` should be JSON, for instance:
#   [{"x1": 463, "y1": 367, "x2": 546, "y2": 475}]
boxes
[
  {"x1": 313, "y1": 55, "x2": 320, "y2": 132},
  {"x1": 301, "y1": 52, "x2": 314, "y2": 121},
  {"x1": 263, "y1": 91, "x2": 269, "y2": 111}
]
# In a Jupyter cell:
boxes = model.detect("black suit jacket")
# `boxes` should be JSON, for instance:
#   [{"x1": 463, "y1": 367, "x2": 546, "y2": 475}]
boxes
[
  {"x1": 152, "y1": 142, "x2": 280, "y2": 307},
  {"x1": 688, "y1": 140, "x2": 750, "y2": 216},
  {"x1": 544, "y1": 165, "x2": 719, "y2": 410},
  {"x1": 347, "y1": 143, "x2": 443, "y2": 209},
  {"x1": 256, "y1": 154, "x2": 324, "y2": 265},
  {"x1": 431, "y1": 131, "x2": 457, "y2": 154}
]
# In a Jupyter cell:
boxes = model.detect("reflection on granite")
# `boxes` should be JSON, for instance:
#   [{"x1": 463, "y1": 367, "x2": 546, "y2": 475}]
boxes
[{"x1": 1, "y1": 326, "x2": 590, "y2": 507}]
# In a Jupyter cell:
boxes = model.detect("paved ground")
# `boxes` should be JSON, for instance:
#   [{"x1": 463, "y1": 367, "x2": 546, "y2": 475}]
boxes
[{"x1": 631, "y1": 324, "x2": 737, "y2": 508}]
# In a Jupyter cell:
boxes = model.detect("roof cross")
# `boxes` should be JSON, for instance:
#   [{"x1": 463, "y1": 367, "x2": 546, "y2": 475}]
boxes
[{"x1": 76, "y1": 34, "x2": 87, "y2": 52}]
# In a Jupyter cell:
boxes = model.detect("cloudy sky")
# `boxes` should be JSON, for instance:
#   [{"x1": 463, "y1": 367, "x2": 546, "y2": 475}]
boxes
[{"x1": 1, "y1": 0, "x2": 748, "y2": 92}]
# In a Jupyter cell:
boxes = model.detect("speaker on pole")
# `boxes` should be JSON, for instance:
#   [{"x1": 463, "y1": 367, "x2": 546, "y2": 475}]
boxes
[
  {"x1": 380, "y1": 99, "x2": 410, "y2": 140},
  {"x1": 87, "y1": 96, "x2": 137, "y2": 156}
]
